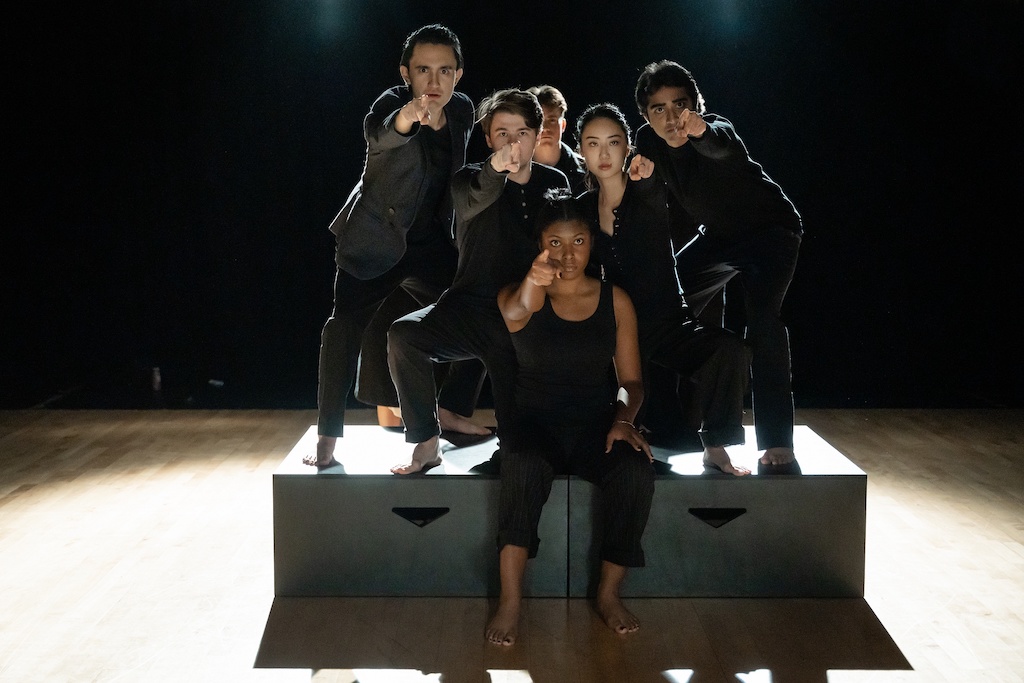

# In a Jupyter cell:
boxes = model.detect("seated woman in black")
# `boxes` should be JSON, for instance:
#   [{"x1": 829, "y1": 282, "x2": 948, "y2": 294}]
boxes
[{"x1": 486, "y1": 191, "x2": 655, "y2": 646}]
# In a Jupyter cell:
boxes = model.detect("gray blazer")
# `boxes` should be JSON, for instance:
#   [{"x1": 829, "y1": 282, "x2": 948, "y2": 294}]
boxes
[{"x1": 329, "y1": 86, "x2": 475, "y2": 280}]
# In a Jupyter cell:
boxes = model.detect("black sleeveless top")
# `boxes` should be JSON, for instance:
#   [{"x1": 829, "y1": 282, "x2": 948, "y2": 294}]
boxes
[{"x1": 511, "y1": 280, "x2": 617, "y2": 422}]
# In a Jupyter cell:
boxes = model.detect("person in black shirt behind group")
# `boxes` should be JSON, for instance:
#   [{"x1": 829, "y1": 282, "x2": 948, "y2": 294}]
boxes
[
  {"x1": 633, "y1": 61, "x2": 803, "y2": 473},
  {"x1": 527, "y1": 84, "x2": 588, "y2": 195}
]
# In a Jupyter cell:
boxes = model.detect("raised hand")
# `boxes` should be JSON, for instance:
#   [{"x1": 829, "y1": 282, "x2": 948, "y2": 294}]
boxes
[
  {"x1": 527, "y1": 249, "x2": 560, "y2": 287},
  {"x1": 676, "y1": 108, "x2": 707, "y2": 139},
  {"x1": 628, "y1": 154, "x2": 654, "y2": 181},
  {"x1": 490, "y1": 140, "x2": 523, "y2": 174},
  {"x1": 401, "y1": 94, "x2": 432, "y2": 126}
]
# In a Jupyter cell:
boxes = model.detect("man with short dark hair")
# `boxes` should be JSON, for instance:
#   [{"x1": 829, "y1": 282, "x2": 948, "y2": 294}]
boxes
[
  {"x1": 387, "y1": 89, "x2": 571, "y2": 474},
  {"x1": 633, "y1": 60, "x2": 803, "y2": 472},
  {"x1": 527, "y1": 85, "x2": 587, "y2": 194},
  {"x1": 305, "y1": 24, "x2": 486, "y2": 468}
]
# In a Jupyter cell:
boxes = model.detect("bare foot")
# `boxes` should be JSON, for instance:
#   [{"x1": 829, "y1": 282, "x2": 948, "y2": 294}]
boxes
[
  {"x1": 760, "y1": 447, "x2": 795, "y2": 465},
  {"x1": 703, "y1": 446, "x2": 750, "y2": 476},
  {"x1": 302, "y1": 436, "x2": 339, "y2": 469},
  {"x1": 438, "y1": 407, "x2": 491, "y2": 436},
  {"x1": 485, "y1": 599, "x2": 520, "y2": 646},
  {"x1": 390, "y1": 437, "x2": 442, "y2": 475},
  {"x1": 596, "y1": 594, "x2": 640, "y2": 634}
]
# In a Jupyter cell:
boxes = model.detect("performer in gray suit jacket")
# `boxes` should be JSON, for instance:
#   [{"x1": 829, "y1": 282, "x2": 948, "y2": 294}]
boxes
[{"x1": 306, "y1": 24, "x2": 487, "y2": 468}]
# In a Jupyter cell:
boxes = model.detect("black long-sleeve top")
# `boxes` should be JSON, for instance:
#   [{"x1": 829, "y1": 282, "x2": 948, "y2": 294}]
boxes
[
  {"x1": 447, "y1": 161, "x2": 570, "y2": 306},
  {"x1": 635, "y1": 114, "x2": 802, "y2": 241},
  {"x1": 580, "y1": 179, "x2": 699, "y2": 356},
  {"x1": 552, "y1": 141, "x2": 588, "y2": 195}
]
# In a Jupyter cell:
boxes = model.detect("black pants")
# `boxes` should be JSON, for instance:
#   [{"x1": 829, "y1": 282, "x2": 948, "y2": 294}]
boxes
[
  {"x1": 317, "y1": 240, "x2": 485, "y2": 437},
  {"x1": 388, "y1": 294, "x2": 518, "y2": 444},
  {"x1": 355, "y1": 288, "x2": 484, "y2": 416},
  {"x1": 498, "y1": 415, "x2": 654, "y2": 567},
  {"x1": 640, "y1": 320, "x2": 751, "y2": 448},
  {"x1": 675, "y1": 226, "x2": 801, "y2": 449}
]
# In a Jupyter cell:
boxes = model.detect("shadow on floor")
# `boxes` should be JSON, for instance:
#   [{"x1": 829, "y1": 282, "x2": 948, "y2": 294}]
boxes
[{"x1": 254, "y1": 596, "x2": 911, "y2": 682}]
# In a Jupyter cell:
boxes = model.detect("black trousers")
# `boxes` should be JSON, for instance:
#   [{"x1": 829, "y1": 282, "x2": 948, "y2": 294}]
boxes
[
  {"x1": 388, "y1": 294, "x2": 517, "y2": 444},
  {"x1": 498, "y1": 414, "x2": 654, "y2": 567},
  {"x1": 317, "y1": 239, "x2": 485, "y2": 437},
  {"x1": 675, "y1": 226, "x2": 801, "y2": 449},
  {"x1": 355, "y1": 288, "x2": 484, "y2": 416},
  {"x1": 640, "y1": 320, "x2": 751, "y2": 449}
]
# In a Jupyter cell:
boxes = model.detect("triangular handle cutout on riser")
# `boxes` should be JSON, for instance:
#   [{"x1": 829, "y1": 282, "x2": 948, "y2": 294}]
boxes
[
  {"x1": 688, "y1": 507, "x2": 747, "y2": 529},
  {"x1": 392, "y1": 506, "x2": 451, "y2": 528}
]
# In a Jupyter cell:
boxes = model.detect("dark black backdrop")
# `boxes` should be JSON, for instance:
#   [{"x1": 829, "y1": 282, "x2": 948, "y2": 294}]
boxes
[{"x1": 5, "y1": 0, "x2": 1022, "y2": 409}]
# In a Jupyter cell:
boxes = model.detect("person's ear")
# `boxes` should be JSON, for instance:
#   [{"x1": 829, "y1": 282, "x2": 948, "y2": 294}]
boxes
[
  {"x1": 399, "y1": 65, "x2": 410, "y2": 86},
  {"x1": 559, "y1": 118, "x2": 567, "y2": 133},
  {"x1": 453, "y1": 68, "x2": 463, "y2": 86}
]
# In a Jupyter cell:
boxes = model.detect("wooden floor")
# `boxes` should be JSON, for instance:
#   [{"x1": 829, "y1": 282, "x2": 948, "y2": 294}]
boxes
[{"x1": 0, "y1": 409, "x2": 1021, "y2": 682}]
